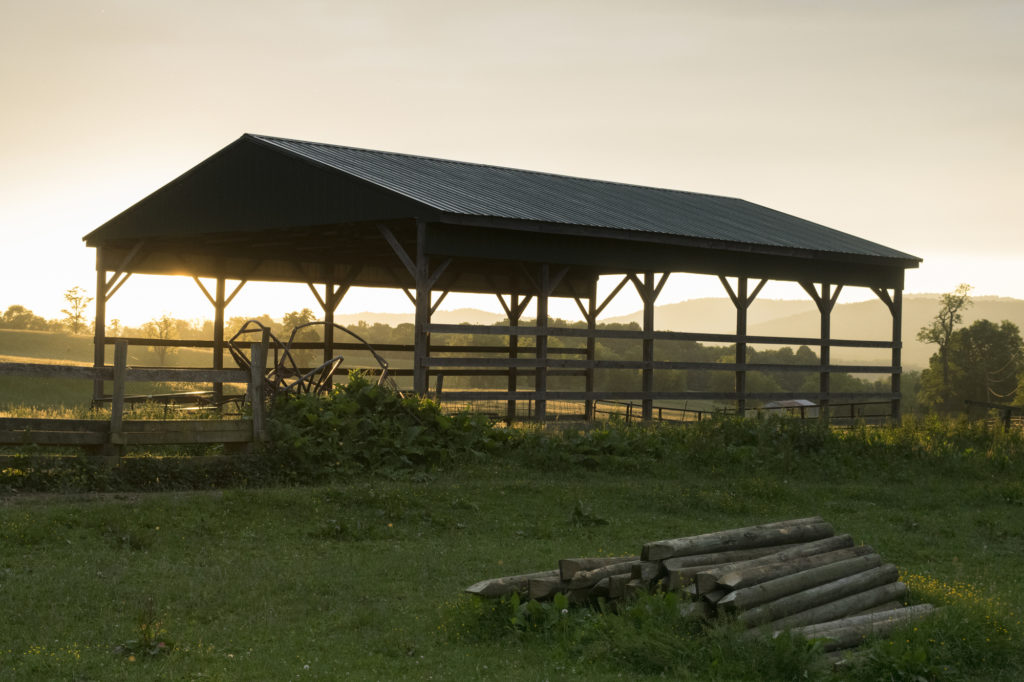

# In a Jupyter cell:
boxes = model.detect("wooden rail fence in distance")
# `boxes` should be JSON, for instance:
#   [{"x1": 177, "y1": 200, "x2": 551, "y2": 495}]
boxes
[{"x1": 0, "y1": 341, "x2": 268, "y2": 464}]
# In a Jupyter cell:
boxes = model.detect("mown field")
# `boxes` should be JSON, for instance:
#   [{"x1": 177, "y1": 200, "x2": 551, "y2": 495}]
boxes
[{"x1": 1, "y1": 413, "x2": 1022, "y2": 681}]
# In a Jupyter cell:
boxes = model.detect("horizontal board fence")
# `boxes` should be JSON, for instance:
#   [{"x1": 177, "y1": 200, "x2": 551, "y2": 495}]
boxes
[
  {"x1": 433, "y1": 390, "x2": 897, "y2": 403},
  {"x1": 425, "y1": 323, "x2": 896, "y2": 349},
  {"x1": 0, "y1": 341, "x2": 268, "y2": 463},
  {"x1": 86, "y1": 332, "x2": 898, "y2": 425}
]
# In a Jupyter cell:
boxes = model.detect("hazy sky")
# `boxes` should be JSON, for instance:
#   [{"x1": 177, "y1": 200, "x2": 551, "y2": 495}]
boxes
[{"x1": 2, "y1": 0, "x2": 1022, "y2": 326}]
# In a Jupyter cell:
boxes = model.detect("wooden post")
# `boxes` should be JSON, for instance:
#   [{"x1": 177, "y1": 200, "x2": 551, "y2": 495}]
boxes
[
  {"x1": 323, "y1": 281, "x2": 335, "y2": 366},
  {"x1": 802, "y1": 281, "x2": 841, "y2": 423},
  {"x1": 249, "y1": 339, "x2": 267, "y2": 444},
  {"x1": 105, "y1": 340, "x2": 128, "y2": 463},
  {"x1": 819, "y1": 282, "x2": 831, "y2": 421},
  {"x1": 642, "y1": 271, "x2": 655, "y2": 421},
  {"x1": 213, "y1": 277, "x2": 226, "y2": 405},
  {"x1": 891, "y1": 288, "x2": 903, "y2": 423},
  {"x1": 722, "y1": 277, "x2": 766, "y2": 418},
  {"x1": 736, "y1": 277, "x2": 748, "y2": 418},
  {"x1": 413, "y1": 220, "x2": 431, "y2": 396},
  {"x1": 308, "y1": 273, "x2": 355, "y2": 389},
  {"x1": 585, "y1": 277, "x2": 597, "y2": 421},
  {"x1": 507, "y1": 293, "x2": 520, "y2": 425},
  {"x1": 535, "y1": 264, "x2": 549, "y2": 422},
  {"x1": 93, "y1": 258, "x2": 107, "y2": 402}
]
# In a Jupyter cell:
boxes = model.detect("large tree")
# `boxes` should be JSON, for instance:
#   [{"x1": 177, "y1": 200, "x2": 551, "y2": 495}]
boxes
[
  {"x1": 61, "y1": 286, "x2": 93, "y2": 334},
  {"x1": 143, "y1": 314, "x2": 178, "y2": 366},
  {"x1": 916, "y1": 283, "x2": 972, "y2": 398},
  {"x1": 1, "y1": 305, "x2": 51, "y2": 330},
  {"x1": 919, "y1": 319, "x2": 1023, "y2": 412}
]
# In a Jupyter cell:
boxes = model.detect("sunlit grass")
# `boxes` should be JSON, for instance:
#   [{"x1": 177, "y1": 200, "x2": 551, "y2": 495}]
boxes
[{"x1": 1, "y1": 430, "x2": 1022, "y2": 680}]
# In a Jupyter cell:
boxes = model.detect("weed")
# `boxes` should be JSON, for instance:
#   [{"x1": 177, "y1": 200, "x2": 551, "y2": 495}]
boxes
[{"x1": 111, "y1": 598, "x2": 174, "y2": 660}]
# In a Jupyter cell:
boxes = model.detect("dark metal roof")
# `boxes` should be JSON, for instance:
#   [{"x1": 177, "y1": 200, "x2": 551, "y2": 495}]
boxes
[{"x1": 251, "y1": 134, "x2": 919, "y2": 264}]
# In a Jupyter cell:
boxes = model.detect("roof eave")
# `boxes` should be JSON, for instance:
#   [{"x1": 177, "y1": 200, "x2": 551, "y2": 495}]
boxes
[{"x1": 433, "y1": 211, "x2": 922, "y2": 271}]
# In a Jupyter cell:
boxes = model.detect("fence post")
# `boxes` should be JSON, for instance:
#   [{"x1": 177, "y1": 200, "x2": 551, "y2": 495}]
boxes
[
  {"x1": 104, "y1": 340, "x2": 128, "y2": 464},
  {"x1": 249, "y1": 341, "x2": 267, "y2": 444}
]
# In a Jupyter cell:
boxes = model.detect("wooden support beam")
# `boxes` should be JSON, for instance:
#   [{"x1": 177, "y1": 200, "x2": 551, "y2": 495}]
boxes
[
  {"x1": 735, "y1": 277, "x2": 749, "y2": 417},
  {"x1": 585, "y1": 277, "x2": 598, "y2": 421},
  {"x1": 103, "y1": 240, "x2": 144, "y2": 302},
  {"x1": 430, "y1": 289, "x2": 450, "y2": 316},
  {"x1": 213, "y1": 277, "x2": 226, "y2": 405},
  {"x1": 720, "y1": 277, "x2": 767, "y2": 417},
  {"x1": 595, "y1": 275, "x2": 631, "y2": 317},
  {"x1": 379, "y1": 224, "x2": 416, "y2": 277},
  {"x1": 890, "y1": 288, "x2": 903, "y2": 422},
  {"x1": 801, "y1": 282, "x2": 842, "y2": 421},
  {"x1": 249, "y1": 339, "x2": 267, "y2": 444},
  {"x1": 105, "y1": 340, "x2": 128, "y2": 463},
  {"x1": 507, "y1": 292, "x2": 521, "y2": 425},
  {"x1": 535, "y1": 264, "x2": 550, "y2": 422},
  {"x1": 93, "y1": 255, "x2": 108, "y2": 402},
  {"x1": 413, "y1": 220, "x2": 431, "y2": 395},
  {"x1": 630, "y1": 272, "x2": 668, "y2": 420},
  {"x1": 641, "y1": 272, "x2": 656, "y2": 420}
]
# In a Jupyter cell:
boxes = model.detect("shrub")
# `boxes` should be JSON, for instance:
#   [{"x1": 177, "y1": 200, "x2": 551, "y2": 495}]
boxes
[{"x1": 264, "y1": 373, "x2": 505, "y2": 480}]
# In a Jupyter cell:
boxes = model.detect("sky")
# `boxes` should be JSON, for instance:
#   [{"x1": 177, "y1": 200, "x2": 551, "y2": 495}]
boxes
[{"x1": 1, "y1": 0, "x2": 1022, "y2": 327}]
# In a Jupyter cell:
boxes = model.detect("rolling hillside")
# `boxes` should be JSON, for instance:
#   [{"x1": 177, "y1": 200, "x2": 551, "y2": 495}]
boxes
[{"x1": 604, "y1": 295, "x2": 1024, "y2": 370}]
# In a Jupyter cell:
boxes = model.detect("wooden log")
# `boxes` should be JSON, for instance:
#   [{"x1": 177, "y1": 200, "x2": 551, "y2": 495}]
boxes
[
  {"x1": 660, "y1": 545, "x2": 794, "y2": 570},
  {"x1": 783, "y1": 604, "x2": 937, "y2": 651},
  {"x1": 625, "y1": 578, "x2": 649, "y2": 599},
  {"x1": 766, "y1": 582, "x2": 908, "y2": 630},
  {"x1": 642, "y1": 518, "x2": 832, "y2": 561},
  {"x1": 714, "y1": 550, "x2": 879, "y2": 606},
  {"x1": 700, "y1": 588, "x2": 728, "y2": 604},
  {"x1": 738, "y1": 563, "x2": 900, "y2": 627},
  {"x1": 590, "y1": 577, "x2": 611, "y2": 599},
  {"x1": 712, "y1": 545, "x2": 874, "y2": 592},
  {"x1": 568, "y1": 560, "x2": 642, "y2": 589},
  {"x1": 690, "y1": 534, "x2": 855, "y2": 593},
  {"x1": 559, "y1": 555, "x2": 640, "y2": 581},
  {"x1": 660, "y1": 572, "x2": 684, "y2": 592},
  {"x1": 852, "y1": 600, "x2": 904, "y2": 616},
  {"x1": 630, "y1": 561, "x2": 662, "y2": 581},
  {"x1": 664, "y1": 562, "x2": 734, "y2": 590},
  {"x1": 608, "y1": 574, "x2": 632, "y2": 600},
  {"x1": 529, "y1": 576, "x2": 571, "y2": 600},
  {"x1": 465, "y1": 569, "x2": 559, "y2": 598},
  {"x1": 568, "y1": 587, "x2": 593, "y2": 604}
]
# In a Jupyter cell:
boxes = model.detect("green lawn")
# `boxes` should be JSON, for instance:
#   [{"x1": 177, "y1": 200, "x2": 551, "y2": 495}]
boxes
[{"x1": 1, "y1": 433, "x2": 1022, "y2": 680}]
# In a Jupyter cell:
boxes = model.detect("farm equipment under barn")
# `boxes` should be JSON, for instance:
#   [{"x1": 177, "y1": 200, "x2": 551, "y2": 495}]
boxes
[{"x1": 228, "y1": 320, "x2": 398, "y2": 401}]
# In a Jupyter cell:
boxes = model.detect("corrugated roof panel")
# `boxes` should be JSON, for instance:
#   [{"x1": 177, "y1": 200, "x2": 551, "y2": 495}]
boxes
[{"x1": 251, "y1": 134, "x2": 918, "y2": 262}]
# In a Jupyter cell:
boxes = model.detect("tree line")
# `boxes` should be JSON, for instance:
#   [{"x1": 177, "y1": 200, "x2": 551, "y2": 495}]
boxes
[{"x1": 4, "y1": 285, "x2": 1021, "y2": 415}]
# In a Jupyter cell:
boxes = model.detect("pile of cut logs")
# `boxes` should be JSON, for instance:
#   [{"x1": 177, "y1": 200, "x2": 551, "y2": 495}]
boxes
[{"x1": 465, "y1": 517, "x2": 936, "y2": 655}]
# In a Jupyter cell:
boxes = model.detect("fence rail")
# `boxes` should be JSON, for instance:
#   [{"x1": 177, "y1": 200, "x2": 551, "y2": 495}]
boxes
[{"x1": 0, "y1": 341, "x2": 267, "y2": 463}]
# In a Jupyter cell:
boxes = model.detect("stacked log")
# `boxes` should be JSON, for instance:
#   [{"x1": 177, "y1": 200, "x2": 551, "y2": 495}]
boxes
[{"x1": 465, "y1": 517, "x2": 936, "y2": 655}]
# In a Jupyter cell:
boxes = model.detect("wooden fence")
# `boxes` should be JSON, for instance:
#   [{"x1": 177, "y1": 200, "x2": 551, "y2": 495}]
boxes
[
  {"x1": 106, "y1": 327, "x2": 899, "y2": 426},
  {"x1": 0, "y1": 341, "x2": 268, "y2": 464}
]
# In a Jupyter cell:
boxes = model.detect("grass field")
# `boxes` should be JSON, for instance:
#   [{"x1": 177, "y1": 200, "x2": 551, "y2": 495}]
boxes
[
  {"x1": 0, "y1": 329, "x2": 230, "y2": 409},
  {"x1": 1, "y1": 420, "x2": 1022, "y2": 680}
]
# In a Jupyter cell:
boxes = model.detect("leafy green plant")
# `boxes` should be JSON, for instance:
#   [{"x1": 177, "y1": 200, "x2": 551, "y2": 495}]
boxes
[
  {"x1": 265, "y1": 372, "x2": 504, "y2": 479},
  {"x1": 112, "y1": 598, "x2": 174, "y2": 661}
]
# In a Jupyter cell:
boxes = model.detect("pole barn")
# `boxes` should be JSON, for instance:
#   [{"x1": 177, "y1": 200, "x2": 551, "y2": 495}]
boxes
[{"x1": 84, "y1": 134, "x2": 921, "y2": 422}]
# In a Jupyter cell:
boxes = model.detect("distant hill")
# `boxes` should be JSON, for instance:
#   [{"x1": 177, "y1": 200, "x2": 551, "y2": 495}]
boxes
[
  {"x1": 334, "y1": 308, "x2": 505, "y2": 327},
  {"x1": 332, "y1": 296, "x2": 1024, "y2": 370},
  {"x1": 604, "y1": 295, "x2": 1024, "y2": 370},
  {"x1": 7, "y1": 297, "x2": 1021, "y2": 372}
]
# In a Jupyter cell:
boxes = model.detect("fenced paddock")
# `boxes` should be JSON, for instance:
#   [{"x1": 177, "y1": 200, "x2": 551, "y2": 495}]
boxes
[
  {"x1": 1, "y1": 333, "x2": 899, "y2": 466},
  {"x1": 0, "y1": 341, "x2": 268, "y2": 465}
]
